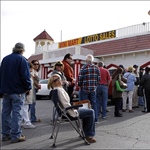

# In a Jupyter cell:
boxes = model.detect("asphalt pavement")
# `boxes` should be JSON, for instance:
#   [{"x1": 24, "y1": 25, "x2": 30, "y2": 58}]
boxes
[{"x1": 1, "y1": 98, "x2": 150, "y2": 149}]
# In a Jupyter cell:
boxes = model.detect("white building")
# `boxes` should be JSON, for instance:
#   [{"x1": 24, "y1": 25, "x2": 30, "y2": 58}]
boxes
[{"x1": 28, "y1": 22, "x2": 150, "y2": 79}]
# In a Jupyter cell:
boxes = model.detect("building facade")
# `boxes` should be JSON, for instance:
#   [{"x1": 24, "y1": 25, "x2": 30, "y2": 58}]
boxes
[{"x1": 28, "y1": 22, "x2": 150, "y2": 79}]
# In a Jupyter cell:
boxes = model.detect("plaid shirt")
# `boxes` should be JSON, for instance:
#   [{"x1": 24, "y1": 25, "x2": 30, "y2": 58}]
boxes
[{"x1": 78, "y1": 62, "x2": 100, "y2": 92}]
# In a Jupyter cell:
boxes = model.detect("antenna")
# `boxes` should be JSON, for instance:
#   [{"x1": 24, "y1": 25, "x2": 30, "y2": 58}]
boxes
[{"x1": 60, "y1": 30, "x2": 62, "y2": 42}]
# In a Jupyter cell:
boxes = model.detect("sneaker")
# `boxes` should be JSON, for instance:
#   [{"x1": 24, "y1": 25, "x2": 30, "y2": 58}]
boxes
[
  {"x1": 133, "y1": 106, "x2": 139, "y2": 108},
  {"x1": 142, "y1": 110, "x2": 147, "y2": 113},
  {"x1": 122, "y1": 109, "x2": 126, "y2": 112},
  {"x1": 23, "y1": 124, "x2": 36, "y2": 129},
  {"x1": 115, "y1": 113, "x2": 123, "y2": 117},
  {"x1": 31, "y1": 119, "x2": 41, "y2": 123},
  {"x1": 142, "y1": 110, "x2": 150, "y2": 113},
  {"x1": 11, "y1": 135, "x2": 26, "y2": 143},
  {"x1": 135, "y1": 106, "x2": 140, "y2": 108},
  {"x1": 102, "y1": 116, "x2": 106, "y2": 119},
  {"x1": 129, "y1": 110, "x2": 134, "y2": 113},
  {"x1": 2, "y1": 136, "x2": 11, "y2": 142},
  {"x1": 95, "y1": 121, "x2": 99, "y2": 124},
  {"x1": 85, "y1": 137, "x2": 96, "y2": 143}
]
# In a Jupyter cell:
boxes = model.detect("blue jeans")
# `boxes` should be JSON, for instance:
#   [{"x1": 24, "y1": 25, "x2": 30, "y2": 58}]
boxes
[
  {"x1": 29, "y1": 102, "x2": 37, "y2": 122},
  {"x1": 78, "y1": 89, "x2": 82, "y2": 101},
  {"x1": 96, "y1": 85, "x2": 108, "y2": 118},
  {"x1": 2, "y1": 93, "x2": 25, "y2": 140},
  {"x1": 29, "y1": 88, "x2": 37, "y2": 122},
  {"x1": 78, "y1": 108, "x2": 95, "y2": 137},
  {"x1": 80, "y1": 89, "x2": 98, "y2": 122},
  {"x1": 138, "y1": 96, "x2": 144, "y2": 106}
]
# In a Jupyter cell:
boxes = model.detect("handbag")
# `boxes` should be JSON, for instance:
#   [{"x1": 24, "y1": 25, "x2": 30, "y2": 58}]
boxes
[
  {"x1": 135, "y1": 77, "x2": 140, "y2": 85},
  {"x1": 116, "y1": 74, "x2": 127, "y2": 92},
  {"x1": 137, "y1": 86, "x2": 144, "y2": 96}
]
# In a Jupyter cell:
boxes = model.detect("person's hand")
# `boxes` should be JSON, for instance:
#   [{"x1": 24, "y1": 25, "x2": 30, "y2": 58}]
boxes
[
  {"x1": 72, "y1": 78, "x2": 76, "y2": 84},
  {"x1": 37, "y1": 85, "x2": 41, "y2": 89}
]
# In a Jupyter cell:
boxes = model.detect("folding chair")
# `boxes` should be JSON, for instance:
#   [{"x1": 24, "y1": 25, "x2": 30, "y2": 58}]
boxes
[{"x1": 49, "y1": 89, "x2": 90, "y2": 147}]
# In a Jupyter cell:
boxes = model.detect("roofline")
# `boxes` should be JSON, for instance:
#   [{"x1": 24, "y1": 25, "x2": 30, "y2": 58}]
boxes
[{"x1": 95, "y1": 48, "x2": 150, "y2": 58}]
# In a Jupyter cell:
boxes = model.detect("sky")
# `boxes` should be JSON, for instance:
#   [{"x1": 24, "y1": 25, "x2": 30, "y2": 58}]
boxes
[{"x1": 1, "y1": 1, "x2": 150, "y2": 61}]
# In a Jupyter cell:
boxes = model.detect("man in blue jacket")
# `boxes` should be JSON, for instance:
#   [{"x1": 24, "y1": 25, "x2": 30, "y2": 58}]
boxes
[{"x1": 0, "y1": 43, "x2": 31, "y2": 143}]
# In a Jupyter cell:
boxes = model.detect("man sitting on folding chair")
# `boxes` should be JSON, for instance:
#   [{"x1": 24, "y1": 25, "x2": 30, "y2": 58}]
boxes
[{"x1": 48, "y1": 74, "x2": 96, "y2": 144}]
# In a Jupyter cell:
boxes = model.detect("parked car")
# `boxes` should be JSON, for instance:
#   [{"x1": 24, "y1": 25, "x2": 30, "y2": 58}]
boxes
[
  {"x1": 36, "y1": 79, "x2": 51, "y2": 100},
  {"x1": 72, "y1": 74, "x2": 114, "y2": 104}
]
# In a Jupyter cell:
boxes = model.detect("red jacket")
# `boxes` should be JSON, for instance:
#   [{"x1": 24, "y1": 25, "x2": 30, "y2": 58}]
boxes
[{"x1": 62, "y1": 60, "x2": 75, "y2": 86}]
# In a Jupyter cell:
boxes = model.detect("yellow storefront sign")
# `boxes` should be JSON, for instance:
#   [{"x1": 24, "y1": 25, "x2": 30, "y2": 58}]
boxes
[{"x1": 59, "y1": 30, "x2": 116, "y2": 48}]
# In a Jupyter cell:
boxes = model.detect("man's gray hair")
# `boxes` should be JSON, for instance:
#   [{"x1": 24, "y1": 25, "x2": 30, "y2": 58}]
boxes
[
  {"x1": 86, "y1": 54, "x2": 94, "y2": 62},
  {"x1": 12, "y1": 42, "x2": 25, "y2": 53},
  {"x1": 98, "y1": 61, "x2": 104, "y2": 67}
]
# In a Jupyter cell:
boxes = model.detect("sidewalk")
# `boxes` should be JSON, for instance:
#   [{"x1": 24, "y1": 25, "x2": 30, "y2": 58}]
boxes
[{"x1": 1, "y1": 100, "x2": 150, "y2": 149}]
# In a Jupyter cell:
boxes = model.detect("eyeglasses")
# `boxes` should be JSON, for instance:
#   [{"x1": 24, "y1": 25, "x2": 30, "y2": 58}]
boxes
[
  {"x1": 69, "y1": 57, "x2": 73, "y2": 60},
  {"x1": 53, "y1": 77, "x2": 60, "y2": 83},
  {"x1": 33, "y1": 64, "x2": 39, "y2": 66},
  {"x1": 56, "y1": 65, "x2": 63, "y2": 67}
]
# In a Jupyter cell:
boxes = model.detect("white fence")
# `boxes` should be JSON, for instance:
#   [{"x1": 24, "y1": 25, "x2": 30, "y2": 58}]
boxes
[{"x1": 116, "y1": 22, "x2": 150, "y2": 37}]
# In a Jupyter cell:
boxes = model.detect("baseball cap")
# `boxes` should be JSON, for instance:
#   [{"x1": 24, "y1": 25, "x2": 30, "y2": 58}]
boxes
[
  {"x1": 133, "y1": 64, "x2": 138, "y2": 68},
  {"x1": 119, "y1": 64, "x2": 124, "y2": 69}
]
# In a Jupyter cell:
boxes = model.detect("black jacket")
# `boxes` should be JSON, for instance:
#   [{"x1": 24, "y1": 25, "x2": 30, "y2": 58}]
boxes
[{"x1": 140, "y1": 73, "x2": 150, "y2": 89}]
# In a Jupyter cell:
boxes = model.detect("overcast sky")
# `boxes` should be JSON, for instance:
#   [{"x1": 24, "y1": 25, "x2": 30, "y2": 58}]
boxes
[{"x1": 1, "y1": 1, "x2": 150, "y2": 60}]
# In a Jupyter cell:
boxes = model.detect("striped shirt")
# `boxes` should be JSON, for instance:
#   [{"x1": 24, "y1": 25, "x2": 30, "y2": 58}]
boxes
[{"x1": 78, "y1": 62, "x2": 100, "y2": 92}]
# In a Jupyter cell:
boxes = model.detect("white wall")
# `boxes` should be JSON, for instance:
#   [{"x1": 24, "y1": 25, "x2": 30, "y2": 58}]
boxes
[{"x1": 103, "y1": 51, "x2": 150, "y2": 70}]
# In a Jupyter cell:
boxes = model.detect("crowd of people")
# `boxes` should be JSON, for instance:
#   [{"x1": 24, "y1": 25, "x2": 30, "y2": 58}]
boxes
[{"x1": 0, "y1": 42, "x2": 150, "y2": 144}]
